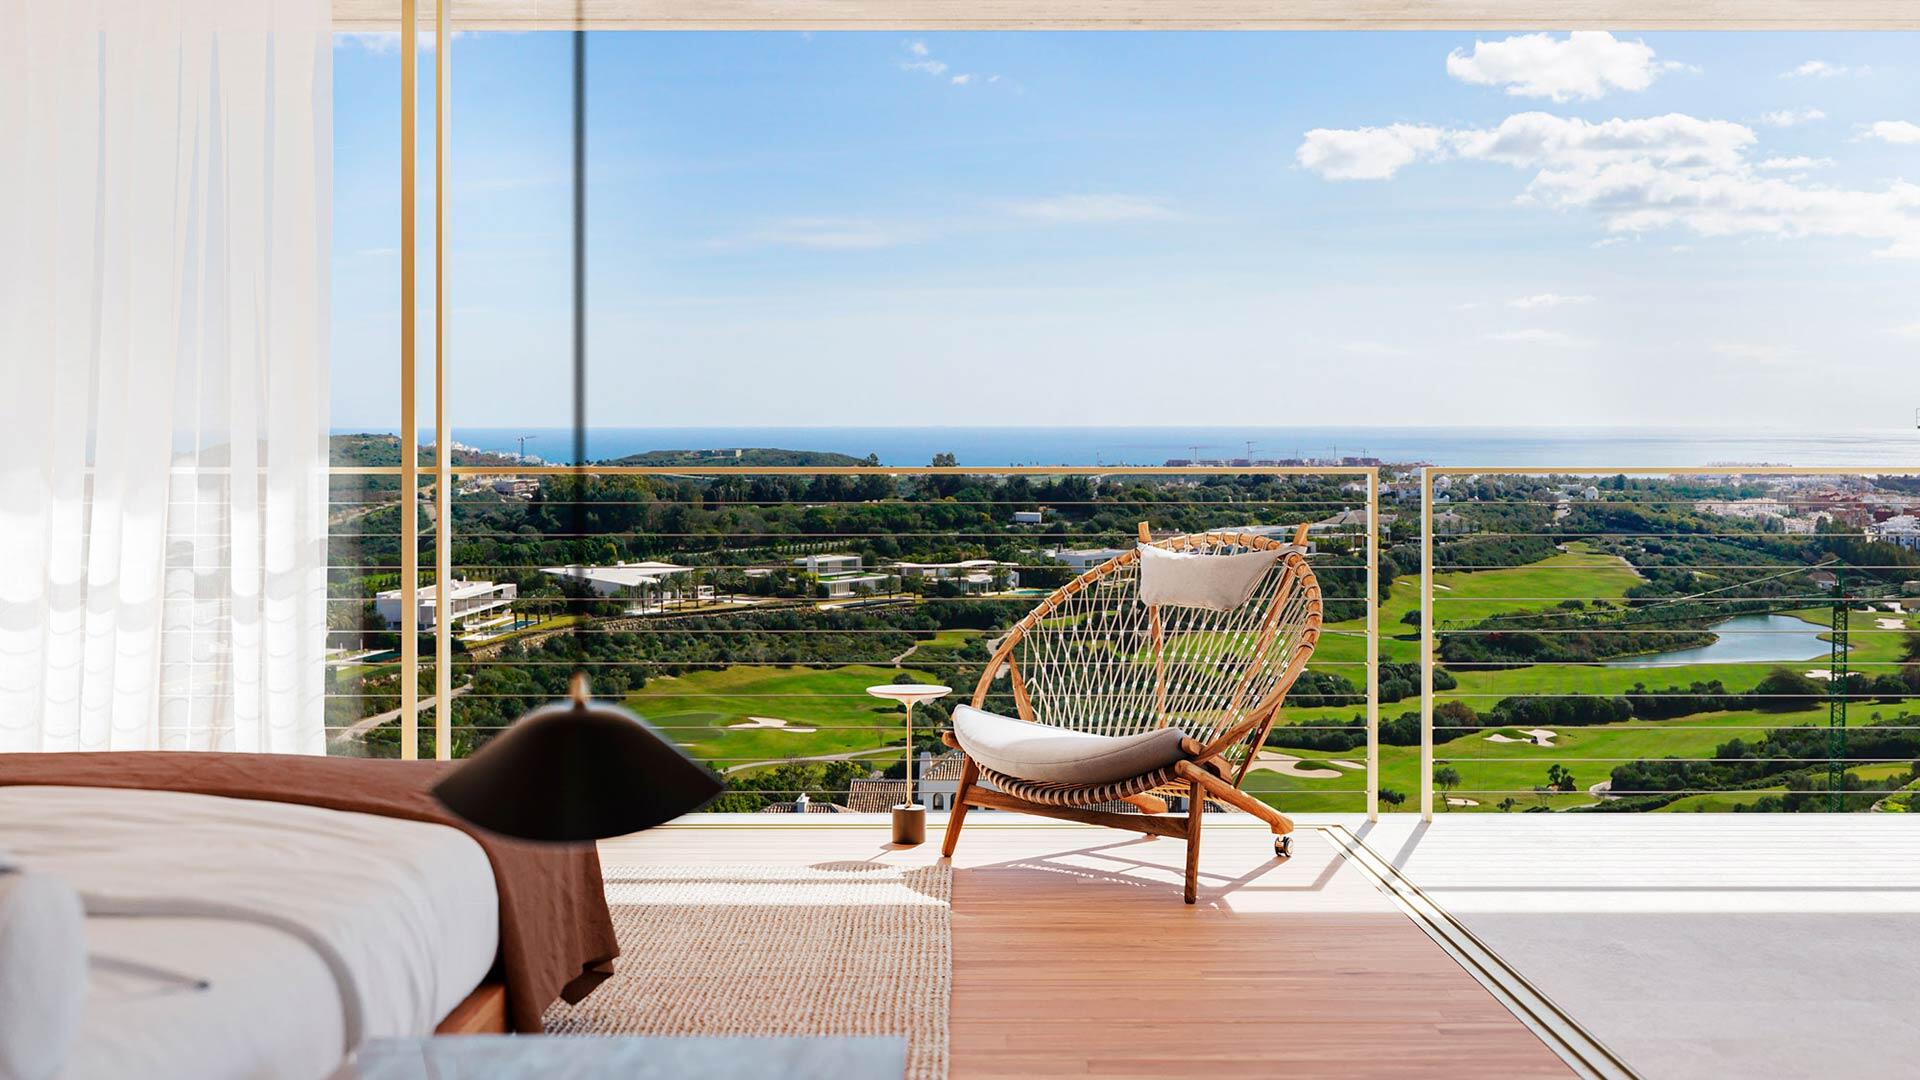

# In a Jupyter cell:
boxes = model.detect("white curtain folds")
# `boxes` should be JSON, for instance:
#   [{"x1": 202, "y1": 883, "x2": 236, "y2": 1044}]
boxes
[{"x1": 0, "y1": 0, "x2": 332, "y2": 752}]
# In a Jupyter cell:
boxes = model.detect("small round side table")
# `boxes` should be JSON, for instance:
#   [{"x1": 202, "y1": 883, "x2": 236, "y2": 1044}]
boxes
[{"x1": 865, "y1": 683, "x2": 952, "y2": 845}]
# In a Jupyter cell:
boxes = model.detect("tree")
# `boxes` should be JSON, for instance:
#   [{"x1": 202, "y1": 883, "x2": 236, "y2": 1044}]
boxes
[
  {"x1": 1378, "y1": 787, "x2": 1407, "y2": 807},
  {"x1": 1400, "y1": 608, "x2": 1422, "y2": 629},
  {"x1": 1497, "y1": 797, "x2": 1518, "y2": 813},
  {"x1": 1751, "y1": 667, "x2": 1827, "y2": 713},
  {"x1": 1546, "y1": 763, "x2": 1577, "y2": 794},
  {"x1": 1434, "y1": 766, "x2": 1461, "y2": 809}
]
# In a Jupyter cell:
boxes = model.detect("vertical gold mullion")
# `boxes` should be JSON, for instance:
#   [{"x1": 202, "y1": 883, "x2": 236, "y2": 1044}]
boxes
[
  {"x1": 434, "y1": 0, "x2": 452, "y2": 759},
  {"x1": 1419, "y1": 467, "x2": 1435, "y2": 821},
  {"x1": 399, "y1": 0, "x2": 419, "y2": 761},
  {"x1": 1366, "y1": 466, "x2": 1380, "y2": 822}
]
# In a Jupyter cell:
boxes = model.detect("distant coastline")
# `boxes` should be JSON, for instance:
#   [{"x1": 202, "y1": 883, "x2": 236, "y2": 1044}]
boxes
[{"x1": 328, "y1": 425, "x2": 1920, "y2": 469}]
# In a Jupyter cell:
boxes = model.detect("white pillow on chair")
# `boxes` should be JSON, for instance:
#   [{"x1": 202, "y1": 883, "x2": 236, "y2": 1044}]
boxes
[
  {"x1": 1137, "y1": 542, "x2": 1282, "y2": 611},
  {"x1": 0, "y1": 866, "x2": 88, "y2": 1080}
]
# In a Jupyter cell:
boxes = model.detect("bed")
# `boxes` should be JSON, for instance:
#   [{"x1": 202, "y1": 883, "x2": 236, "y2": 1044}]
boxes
[{"x1": 0, "y1": 753, "x2": 619, "y2": 1080}]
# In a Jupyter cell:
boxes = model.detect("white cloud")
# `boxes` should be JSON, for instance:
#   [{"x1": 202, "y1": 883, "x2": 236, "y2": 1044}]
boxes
[
  {"x1": 1508, "y1": 292, "x2": 1594, "y2": 309},
  {"x1": 902, "y1": 39, "x2": 980, "y2": 84},
  {"x1": 1891, "y1": 322, "x2": 1920, "y2": 338},
  {"x1": 1298, "y1": 110, "x2": 1920, "y2": 257},
  {"x1": 1486, "y1": 328, "x2": 1593, "y2": 347},
  {"x1": 1756, "y1": 155, "x2": 1833, "y2": 171},
  {"x1": 1295, "y1": 124, "x2": 1447, "y2": 181},
  {"x1": 1862, "y1": 120, "x2": 1920, "y2": 145},
  {"x1": 1784, "y1": 60, "x2": 1865, "y2": 79},
  {"x1": 1445, "y1": 32, "x2": 1665, "y2": 102},
  {"x1": 1759, "y1": 108, "x2": 1826, "y2": 128},
  {"x1": 999, "y1": 193, "x2": 1183, "y2": 224}
]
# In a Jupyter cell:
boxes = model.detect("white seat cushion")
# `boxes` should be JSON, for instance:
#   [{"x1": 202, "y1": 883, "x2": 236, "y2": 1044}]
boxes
[{"x1": 950, "y1": 705, "x2": 1190, "y2": 786}]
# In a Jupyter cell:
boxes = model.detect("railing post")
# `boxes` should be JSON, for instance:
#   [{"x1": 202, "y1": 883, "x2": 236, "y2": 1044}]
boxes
[
  {"x1": 1366, "y1": 466, "x2": 1380, "y2": 822},
  {"x1": 398, "y1": 0, "x2": 419, "y2": 761},
  {"x1": 433, "y1": 0, "x2": 453, "y2": 760},
  {"x1": 1420, "y1": 467, "x2": 1435, "y2": 821}
]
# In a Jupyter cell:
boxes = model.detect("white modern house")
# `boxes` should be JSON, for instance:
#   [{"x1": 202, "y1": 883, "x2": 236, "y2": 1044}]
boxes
[
  {"x1": 1049, "y1": 546, "x2": 1130, "y2": 573},
  {"x1": 375, "y1": 580, "x2": 517, "y2": 633},
  {"x1": 817, "y1": 572, "x2": 897, "y2": 599},
  {"x1": 1871, "y1": 515, "x2": 1920, "y2": 551},
  {"x1": 894, "y1": 559, "x2": 1019, "y2": 593},
  {"x1": 1012, "y1": 509, "x2": 1046, "y2": 524},
  {"x1": 794, "y1": 553, "x2": 864, "y2": 575},
  {"x1": 541, "y1": 562, "x2": 696, "y2": 607}
]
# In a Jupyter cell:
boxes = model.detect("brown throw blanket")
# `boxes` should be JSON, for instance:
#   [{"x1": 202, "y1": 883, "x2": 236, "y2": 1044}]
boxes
[{"x1": 0, "y1": 752, "x2": 616, "y2": 1033}]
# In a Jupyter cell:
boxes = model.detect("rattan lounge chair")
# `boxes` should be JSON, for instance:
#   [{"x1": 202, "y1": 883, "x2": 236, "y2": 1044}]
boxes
[{"x1": 940, "y1": 522, "x2": 1322, "y2": 903}]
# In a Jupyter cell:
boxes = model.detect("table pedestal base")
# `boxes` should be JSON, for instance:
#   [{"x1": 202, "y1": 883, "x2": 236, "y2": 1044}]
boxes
[{"x1": 891, "y1": 803, "x2": 926, "y2": 846}]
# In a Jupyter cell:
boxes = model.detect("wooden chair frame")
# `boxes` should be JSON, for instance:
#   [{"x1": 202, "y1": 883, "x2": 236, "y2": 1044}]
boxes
[{"x1": 941, "y1": 522, "x2": 1322, "y2": 903}]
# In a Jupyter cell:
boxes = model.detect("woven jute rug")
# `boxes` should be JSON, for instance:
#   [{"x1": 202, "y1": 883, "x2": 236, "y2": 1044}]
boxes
[{"x1": 544, "y1": 862, "x2": 952, "y2": 1080}]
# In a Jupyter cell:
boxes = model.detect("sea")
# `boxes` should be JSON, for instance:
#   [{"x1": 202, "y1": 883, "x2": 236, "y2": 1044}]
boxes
[{"x1": 344, "y1": 426, "x2": 1920, "y2": 470}]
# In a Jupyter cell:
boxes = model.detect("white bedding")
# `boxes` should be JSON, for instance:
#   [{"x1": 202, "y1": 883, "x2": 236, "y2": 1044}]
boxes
[{"x1": 0, "y1": 785, "x2": 499, "y2": 1080}]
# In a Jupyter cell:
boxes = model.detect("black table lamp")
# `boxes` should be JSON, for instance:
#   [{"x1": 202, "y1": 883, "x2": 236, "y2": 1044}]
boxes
[{"x1": 430, "y1": 33, "x2": 721, "y2": 841}]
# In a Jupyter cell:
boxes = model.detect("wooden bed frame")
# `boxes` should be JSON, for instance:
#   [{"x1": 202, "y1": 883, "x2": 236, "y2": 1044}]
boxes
[{"x1": 434, "y1": 982, "x2": 510, "y2": 1035}]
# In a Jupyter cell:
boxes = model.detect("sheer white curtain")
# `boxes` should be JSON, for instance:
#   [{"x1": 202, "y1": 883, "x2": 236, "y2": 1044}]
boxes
[{"x1": 0, "y1": 0, "x2": 331, "y2": 753}]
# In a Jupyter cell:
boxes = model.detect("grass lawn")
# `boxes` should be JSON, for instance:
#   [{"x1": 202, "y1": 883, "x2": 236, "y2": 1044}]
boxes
[
  {"x1": 626, "y1": 663, "x2": 944, "y2": 767},
  {"x1": 913, "y1": 629, "x2": 983, "y2": 654},
  {"x1": 1427, "y1": 548, "x2": 1643, "y2": 622},
  {"x1": 1249, "y1": 704, "x2": 1898, "y2": 814},
  {"x1": 1654, "y1": 788, "x2": 1788, "y2": 812}
]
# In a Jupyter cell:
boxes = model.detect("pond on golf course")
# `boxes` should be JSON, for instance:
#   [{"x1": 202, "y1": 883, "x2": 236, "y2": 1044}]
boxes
[{"x1": 1603, "y1": 613, "x2": 1833, "y2": 669}]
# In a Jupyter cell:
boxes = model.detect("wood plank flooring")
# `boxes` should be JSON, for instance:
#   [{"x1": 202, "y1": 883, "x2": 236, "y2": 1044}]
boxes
[{"x1": 602, "y1": 820, "x2": 1572, "y2": 1079}]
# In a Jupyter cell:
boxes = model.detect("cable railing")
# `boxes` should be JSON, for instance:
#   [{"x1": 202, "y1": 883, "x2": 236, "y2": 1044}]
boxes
[
  {"x1": 1415, "y1": 467, "x2": 1920, "y2": 819},
  {"x1": 321, "y1": 457, "x2": 1920, "y2": 816},
  {"x1": 324, "y1": 462, "x2": 1384, "y2": 816}
]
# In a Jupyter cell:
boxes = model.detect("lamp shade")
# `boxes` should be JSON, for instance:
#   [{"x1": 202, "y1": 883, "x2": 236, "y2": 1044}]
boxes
[{"x1": 432, "y1": 676, "x2": 722, "y2": 842}]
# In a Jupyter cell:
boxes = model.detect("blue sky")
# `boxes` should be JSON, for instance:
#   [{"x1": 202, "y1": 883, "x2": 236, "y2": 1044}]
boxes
[{"x1": 331, "y1": 32, "x2": 1920, "y2": 431}]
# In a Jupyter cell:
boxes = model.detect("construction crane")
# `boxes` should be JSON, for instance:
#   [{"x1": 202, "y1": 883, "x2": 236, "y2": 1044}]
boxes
[{"x1": 516, "y1": 434, "x2": 538, "y2": 464}]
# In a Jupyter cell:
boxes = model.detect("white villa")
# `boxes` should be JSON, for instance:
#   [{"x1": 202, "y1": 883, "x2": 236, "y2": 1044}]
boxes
[
  {"x1": 894, "y1": 558, "x2": 1019, "y2": 593},
  {"x1": 541, "y1": 561, "x2": 694, "y2": 603},
  {"x1": 794, "y1": 553, "x2": 864, "y2": 576},
  {"x1": 375, "y1": 579, "x2": 517, "y2": 633},
  {"x1": 1871, "y1": 515, "x2": 1920, "y2": 551},
  {"x1": 792, "y1": 553, "x2": 895, "y2": 599},
  {"x1": 1049, "y1": 546, "x2": 1129, "y2": 573}
]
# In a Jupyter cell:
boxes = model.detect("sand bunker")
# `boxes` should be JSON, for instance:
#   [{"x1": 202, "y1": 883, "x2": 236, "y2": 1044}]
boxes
[
  {"x1": 1328, "y1": 759, "x2": 1365, "y2": 770},
  {"x1": 1804, "y1": 669, "x2": 1834, "y2": 681},
  {"x1": 1877, "y1": 618, "x2": 1908, "y2": 630},
  {"x1": 729, "y1": 716, "x2": 820, "y2": 734},
  {"x1": 1484, "y1": 728, "x2": 1558, "y2": 746},
  {"x1": 1445, "y1": 797, "x2": 1480, "y2": 807},
  {"x1": 1246, "y1": 751, "x2": 1342, "y2": 780}
]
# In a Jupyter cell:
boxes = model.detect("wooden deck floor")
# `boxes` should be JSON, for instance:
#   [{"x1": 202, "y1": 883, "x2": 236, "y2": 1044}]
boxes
[{"x1": 603, "y1": 820, "x2": 1571, "y2": 1079}]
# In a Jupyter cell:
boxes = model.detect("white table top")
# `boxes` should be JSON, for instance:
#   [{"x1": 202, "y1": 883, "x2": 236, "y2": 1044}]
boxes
[{"x1": 864, "y1": 683, "x2": 952, "y2": 704}]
